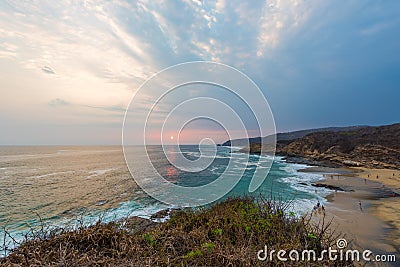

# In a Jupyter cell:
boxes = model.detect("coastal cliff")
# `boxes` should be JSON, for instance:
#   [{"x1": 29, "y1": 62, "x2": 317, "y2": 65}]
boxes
[{"x1": 236, "y1": 123, "x2": 400, "y2": 169}]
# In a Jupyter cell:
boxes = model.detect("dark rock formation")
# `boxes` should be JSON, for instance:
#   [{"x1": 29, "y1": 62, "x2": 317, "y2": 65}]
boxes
[
  {"x1": 150, "y1": 208, "x2": 182, "y2": 220},
  {"x1": 222, "y1": 126, "x2": 366, "y2": 147},
  {"x1": 230, "y1": 123, "x2": 400, "y2": 169},
  {"x1": 277, "y1": 123, "x2": 400, "y2": 169},
  {"x1": 124, "y1": 216, "x2": 158, "y2": 233},
  {"x1": 311, "y1": 183, "x2": 346, "y2": 192}
]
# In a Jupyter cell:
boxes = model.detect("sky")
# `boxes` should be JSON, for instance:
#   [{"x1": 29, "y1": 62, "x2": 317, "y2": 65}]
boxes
[{"x1": 0, "y1": 0, "x2": 399, "y2": 145}]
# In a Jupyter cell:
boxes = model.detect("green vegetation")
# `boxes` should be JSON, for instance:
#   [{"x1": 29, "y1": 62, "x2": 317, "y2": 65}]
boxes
[{"x1": 1, "y1": 197, "x2": 352, "y2": 266}]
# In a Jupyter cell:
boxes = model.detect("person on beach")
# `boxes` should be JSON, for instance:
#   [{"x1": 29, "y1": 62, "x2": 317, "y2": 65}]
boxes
[
  {"x1": 359, "y1": 201, "x2": 363, "y2": 212},
  {"x1": 313, "y1": 205, "x2": 318, "y2": 213},
  {"x1": 317, "y1": 201, "x2": 320, "y2": 208}
]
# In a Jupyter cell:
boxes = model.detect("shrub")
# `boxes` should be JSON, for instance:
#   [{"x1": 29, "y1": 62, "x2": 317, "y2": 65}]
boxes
[{"x1": 1, "y1": 196, "x2": 352, "y2": 266}]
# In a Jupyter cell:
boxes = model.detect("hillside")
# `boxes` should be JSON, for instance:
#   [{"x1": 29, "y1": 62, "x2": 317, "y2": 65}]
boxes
[
  {"x1": 277, "y1": 123, "x2": 400, "y2": 169},
  {"x1": 221, "y1": 126, "x2": 366, "y2": 147}
]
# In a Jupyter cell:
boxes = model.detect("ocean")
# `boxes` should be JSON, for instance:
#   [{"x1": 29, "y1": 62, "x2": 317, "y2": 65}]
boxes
[{"x1": 0, "y1": 145, "x2": 332, "y2": 251}]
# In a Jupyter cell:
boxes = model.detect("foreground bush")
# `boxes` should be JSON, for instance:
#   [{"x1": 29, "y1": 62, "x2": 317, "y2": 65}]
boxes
[{"x1": 1, "y1": 197, "x2": 352, "y2": 266}]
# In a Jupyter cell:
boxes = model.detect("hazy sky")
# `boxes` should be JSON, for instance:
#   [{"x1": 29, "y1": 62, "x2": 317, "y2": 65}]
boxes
[{"x1": 1, "y1": 0, "x2": 399, "y2": 145}]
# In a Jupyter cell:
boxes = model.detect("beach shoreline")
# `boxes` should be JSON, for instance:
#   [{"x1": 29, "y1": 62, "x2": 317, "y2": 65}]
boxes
[{"x1": 302, "y1": 166, "x2": 400, "y2": 264}]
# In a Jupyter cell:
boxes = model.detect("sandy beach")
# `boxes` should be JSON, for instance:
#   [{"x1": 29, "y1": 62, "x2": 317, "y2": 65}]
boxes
[{"x1": 307, "y1": 167, "x2": 400, "y2": 265}]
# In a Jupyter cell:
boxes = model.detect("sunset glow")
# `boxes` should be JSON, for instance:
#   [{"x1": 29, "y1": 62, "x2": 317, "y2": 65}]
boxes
[{"x1": 0, "y1": 1, "x2": 399, "y2": 145}]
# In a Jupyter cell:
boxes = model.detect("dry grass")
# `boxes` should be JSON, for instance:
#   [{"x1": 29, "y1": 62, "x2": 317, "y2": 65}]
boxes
[{"x1": 1, "y1": 197, "x2": 353, "y2": 266}]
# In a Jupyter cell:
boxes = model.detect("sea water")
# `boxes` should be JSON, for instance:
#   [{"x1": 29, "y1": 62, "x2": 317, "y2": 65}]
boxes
[{"x1": 0, "y1": 145, "x2": 331, "y2": 252}]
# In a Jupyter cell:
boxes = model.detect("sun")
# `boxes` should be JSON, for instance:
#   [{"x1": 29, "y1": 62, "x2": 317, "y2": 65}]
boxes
[{"x1": 170, "y1": 135, "x2": 174, "y2": 140}]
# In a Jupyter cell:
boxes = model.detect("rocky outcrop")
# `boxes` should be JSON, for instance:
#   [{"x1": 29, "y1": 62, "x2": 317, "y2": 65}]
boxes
[
  {"x1": 150, "y1": 208, "x2": 181, "y2": 220},
  {"x1": 311, "y1": 183, "x2": 347, "y2": 192},
  {"x1": 276, "y1": 123, "x2": 400, "y2": 169},
  {"x1": 124, "y1": 216, "x2": 158, "y2": 233},
  {"x1": 222, "y1": 126, "x2": 366, "y2": 146},
  {"x1": 238, "y1": 142, "x2": 276, "y2": 155}
]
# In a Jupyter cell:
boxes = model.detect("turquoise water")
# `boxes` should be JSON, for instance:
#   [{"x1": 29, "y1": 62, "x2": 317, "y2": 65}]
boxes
[
  {"x1": 80, "y1": 145, "x2": 331, "y2": 223},
  {"x1": 0, "y1": 145, "x2": 331, "y2": 253}
]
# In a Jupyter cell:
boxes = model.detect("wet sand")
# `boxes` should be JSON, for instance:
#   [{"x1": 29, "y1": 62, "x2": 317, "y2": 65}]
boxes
[
  {"x1": 353, "y1": 168, "x2": 400, "y2": 253},
  {"x1": 307, "y1": 167, "x2": 400, "y2": 265}
]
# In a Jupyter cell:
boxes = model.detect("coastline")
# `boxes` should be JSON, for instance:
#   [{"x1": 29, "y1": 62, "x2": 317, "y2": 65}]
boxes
[{"x1": 304, "y1": 166, "x2": 400, "y2": 262}]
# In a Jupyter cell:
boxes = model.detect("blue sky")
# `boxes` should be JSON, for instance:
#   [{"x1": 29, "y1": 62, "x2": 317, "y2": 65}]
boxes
[{"x1": 0, "y1": 0, "x2": 399, "y2": 144}]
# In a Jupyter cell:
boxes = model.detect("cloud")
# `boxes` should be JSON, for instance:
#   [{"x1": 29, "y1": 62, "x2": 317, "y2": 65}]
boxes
[
  {"x1": 48, "y1": 97, "x2": 126, "y2": 114},
  {"x1": 84, "y1": 104, "x2": 126, "y2": 113},
  {"x1": 48, "y1": 98, "x2": 70, "y2": 107},
  {"x1": 256, "y1": 0, "x2": 316, "y2": 57},
  {"x1": 41, "y1": 66, "x2": 55, "y2": 74},
  {"x1": 1, "y1": 0, "x2": 399, "y2": 144},
  {"x1": 0, "y1": 41, "x2": 18, "y2": 58},
  {"x1": 360, "y1": 21, "x2": 396, "y2": 36},
  {"x1": 0, "y1": 1, "x2": 156, "y2": 84}
]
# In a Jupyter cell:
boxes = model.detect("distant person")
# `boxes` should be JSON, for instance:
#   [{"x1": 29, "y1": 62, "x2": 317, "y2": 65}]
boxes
[
  {"x1": 376, "y1": 175, "x2": 379, "y2": 179},
  {"x1": 313, "y1": 205, "x2": 318, "y2": 212},
  {"x1": 364, "y1": 178, "x2": 367, "y2": 184},
  {"x1": 317, "y1": 201, "x2": 320, "y2": 208},
  {"x1": 359, "y1": 201, "x2": 363, "y2": 212}
]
